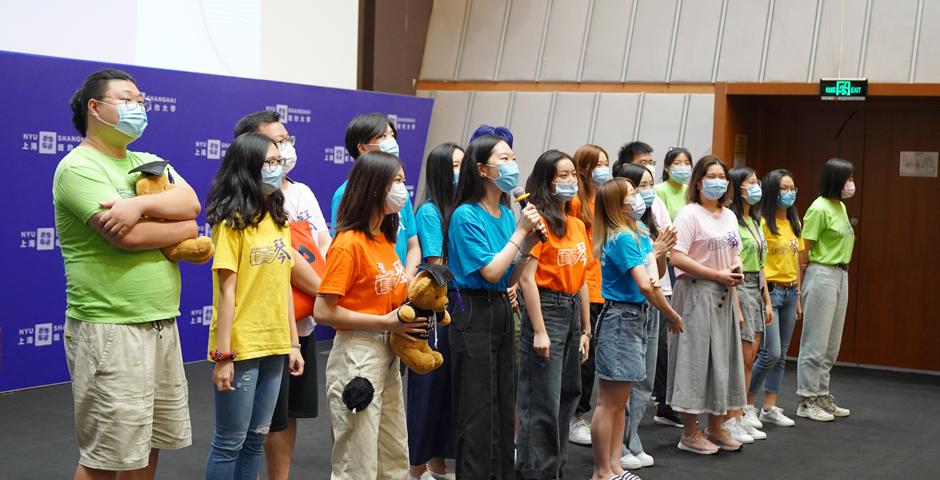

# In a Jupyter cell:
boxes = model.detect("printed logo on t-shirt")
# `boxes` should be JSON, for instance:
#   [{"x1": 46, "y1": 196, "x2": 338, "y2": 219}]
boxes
[
  {"x1": 708, "y1": 231, "x2": 740, "y2": 252},
  {"x1": 770, "y1": 239, "x2": 800, "y2": 256},
  {"x1": 374, "y1": 260, "x2": 406, "y2": 295},
  {"x1": 835, "y1": 221, "x2": 855, "y2": 239},
  {"x1": 249, "y1": 237, "x2": 292, "y2": 265},
  {"x1": 291, "y1": 209, "x2": 312, "y2": 222},
  {"x1": 557, "y1": 242, "x2": 588, "y2": 267}
]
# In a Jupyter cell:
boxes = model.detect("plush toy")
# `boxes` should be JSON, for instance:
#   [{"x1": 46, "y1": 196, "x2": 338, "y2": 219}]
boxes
[
  {"x1": 389, "y1": 263, "x2": 455, "y2": 374},
  {"x1": 129, "y1": 161, "x2": 214, "y2": 264}
]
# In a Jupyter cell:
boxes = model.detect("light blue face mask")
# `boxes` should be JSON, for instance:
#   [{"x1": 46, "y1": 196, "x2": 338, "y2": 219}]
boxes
[
  {"x1": 701, "y1": 178, "x2": 729, "y2": 200},
  {"x1": 626, "y1": 193, "x2": 647, "y2": 219},
  {"x1": 552, "y1": 181, "x2": 578, "y2": 200},
  {"x1": 488, "y1": 161, "x2": 519, "y2": 193},
  {"x1": 777, "y1": 191, "x2": 797, "y2": 208},
  {"x1": 743, "y1": 183, "x2": 763, "y2": 205},
  {"x1": 261, "y1": 165, "x2": 284, "y2": 194},
  {"x1": 96, "y1": 100, "x2": 148, "y2": 140},
  {"x1": 452, "y1": 169, "x2": 460, "y2": 186},
  {"x1": 639, "y1": 188, "x2": 656, "y2": 207},
  {"x1": 591, "y1": 166, "x2": 612, "y2": 185},
  {"x1": 669, "y1": 166, "x2": 692, "y2": 183},
  {"x1": 377, "y1": 137, "x2": 400, "y2": 157}
]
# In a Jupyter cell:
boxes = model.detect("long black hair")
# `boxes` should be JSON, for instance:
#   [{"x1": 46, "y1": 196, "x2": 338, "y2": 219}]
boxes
[
  {"x1": 616, "y1": 163, "x2": 659, "y2": 238},
  {"x1": 335, "y1": 151, "x2": 402, "y2": 243},
  {"x1": 819, "y1": 158, "x2": 854, "y2": 199},
  {"x1": 525, "y1": 149, "x2": 573, "y2": 238},
  {"x1": 419, "y1": 142, "x2": 463, "y2": 253},
  {"x1": 206, "y1": 133, "x2": 287, "y2": 229},
  {"x1": 761, "y1": 169, "x2": 802, "y2": 236},
  {"x1": 728, "y1": 167, "x2": 761, "y2": 227},
  {"x1": 454, "y1": 134, "x2": 511, "y2": 208}
]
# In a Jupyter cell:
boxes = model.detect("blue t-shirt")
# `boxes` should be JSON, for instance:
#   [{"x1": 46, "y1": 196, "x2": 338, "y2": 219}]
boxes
[
  {"x1": 601, "y1": 227, "x2": 653, "y2": 304},
  {"x1": 330, "y1": 179, "x2": 416, "y2": 264},
  {"x1": 448, "y1": 203, "x2": 515, "y2": 290},
  {"x1": 415, "y1": 201, "x2": 444, "y2": 259}
]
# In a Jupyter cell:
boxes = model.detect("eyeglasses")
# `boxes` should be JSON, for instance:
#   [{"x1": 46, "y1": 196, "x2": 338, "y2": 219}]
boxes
[
  {"x1": 264, "y1": 157, "x2": 284, "y2": 167},
  {"x1": 101, "y1": 96, "x2": 151, "y2": 111},
  {"x1": 277, "y1": 136, "x2": 296, "y2": 147}
]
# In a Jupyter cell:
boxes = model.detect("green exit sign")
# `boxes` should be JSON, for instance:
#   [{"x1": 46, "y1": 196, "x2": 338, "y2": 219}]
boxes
[{"x1": 820, "y1": 78, "x2": 868, "y2": 101}]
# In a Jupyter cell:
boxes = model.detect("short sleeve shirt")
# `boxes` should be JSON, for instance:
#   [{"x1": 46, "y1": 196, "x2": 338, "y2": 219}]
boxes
[
  {"x1": 601, "y1": 228, "x2": 653, "y2": 303},
  {"x1": 319, "y1": 230, "x2": 408, "y2": 317},
  {"x1": 448, "y1": 203, "x2": 515, "y2": 290},
  {"x1": 672, "y1": 203, "x2": 742, "y2": 278},
  {"x1": 802, "y1": 197, "x2": 855, "y2": 265},
  {"x1": 208, "y1": 214, "x2": 294, "y2": 361},
  {"x1": 415, "y1": 201, "x2": 445, "y2": 259},
  {"x1": 52, "y1": 146, "x2": 183, "y2": 323},
  {"x1": 529, "y1": 215, "x2": 592, "y2": 295}
]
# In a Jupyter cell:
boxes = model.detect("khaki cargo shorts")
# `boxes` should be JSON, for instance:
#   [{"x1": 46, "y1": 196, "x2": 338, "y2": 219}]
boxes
[{"x1": 64, "y1": 318, "x2": 192, "y2": 471}]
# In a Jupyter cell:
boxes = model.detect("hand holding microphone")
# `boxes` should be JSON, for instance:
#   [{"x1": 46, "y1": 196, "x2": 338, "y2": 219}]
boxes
[{"x1": 512, "y1": 187, "x2": 548, "y2": 243}]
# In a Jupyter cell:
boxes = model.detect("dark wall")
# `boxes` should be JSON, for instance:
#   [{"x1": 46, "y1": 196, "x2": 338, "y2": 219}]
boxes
[{"x1": 359, "y1": 0, "x2": 433, "y2": 95}]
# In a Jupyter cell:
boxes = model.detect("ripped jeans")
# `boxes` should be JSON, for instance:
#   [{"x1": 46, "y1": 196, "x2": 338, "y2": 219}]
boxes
[{"x1": 205, "y1": 355, "x2": 284, "y2": 480}]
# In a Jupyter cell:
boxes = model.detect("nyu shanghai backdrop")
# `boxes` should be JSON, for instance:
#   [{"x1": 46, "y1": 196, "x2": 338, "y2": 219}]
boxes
[{"x1": 0, "y1": 51, "x2": 433, "y2": 392}]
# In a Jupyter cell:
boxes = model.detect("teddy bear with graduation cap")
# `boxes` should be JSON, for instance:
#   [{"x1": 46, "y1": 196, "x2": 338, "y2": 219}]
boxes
[{"x1": 129, "y1": 160, "x2": 214, "y2": 264}]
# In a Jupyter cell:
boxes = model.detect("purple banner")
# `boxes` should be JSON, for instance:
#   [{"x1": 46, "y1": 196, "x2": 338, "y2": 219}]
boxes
[{"x1": 0, "y1": 51, "x2": 432, "y2": 392}]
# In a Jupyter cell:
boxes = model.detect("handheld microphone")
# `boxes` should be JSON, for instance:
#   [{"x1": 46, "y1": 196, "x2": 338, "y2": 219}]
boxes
[{"x1": 511, "y1": 187, "x2": 548, "y2": 243}]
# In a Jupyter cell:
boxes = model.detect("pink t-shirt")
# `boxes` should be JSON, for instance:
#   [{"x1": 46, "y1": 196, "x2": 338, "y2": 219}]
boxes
[{"x1": 672, "y1": 203, "x2": 741, "y2": 279}]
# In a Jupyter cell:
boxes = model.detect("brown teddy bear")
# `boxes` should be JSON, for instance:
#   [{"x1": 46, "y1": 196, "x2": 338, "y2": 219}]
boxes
[
  {"x1": 130, "y1": 161, "x2": 214, "y2": 264},
  {"x1": 390, "y1": 263, "x2": 454, "y2": 374}
]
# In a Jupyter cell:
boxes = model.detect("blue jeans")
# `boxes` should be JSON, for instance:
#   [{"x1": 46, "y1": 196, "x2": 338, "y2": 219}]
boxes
[
  {"x1": 625, "y1": 303, "x2": 658, "y2": 455},
  {"x1": 205, "y1": 355, "x2": 284, "y2": 480},
  {"x1": 749, "y1": 285, "x2": 798, "y2": 396},
  {"x1": 797, "y1": 264, "x2": 849, "y2": 397}
]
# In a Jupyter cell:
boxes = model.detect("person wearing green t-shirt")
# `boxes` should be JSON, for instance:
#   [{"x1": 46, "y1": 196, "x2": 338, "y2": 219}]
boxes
[
  {"x1": 53, "y1": 69, "x2": 201, "y2": 478},
  {"x1": 796, "y1": 158, "x2": 857, "y2": 422},
  {"x1": 727, "y1": 167, "x2": 774, "y2": 443},
  {"x1": 655, "y1": 147, "x2": 693, "y2": 221}
]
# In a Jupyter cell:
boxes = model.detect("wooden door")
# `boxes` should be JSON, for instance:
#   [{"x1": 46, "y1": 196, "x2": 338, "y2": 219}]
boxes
[
  {"x1": 760, "y1": 104, "x2": 867, "y2": 363},
  {"x1": 854, "y1": 109, "x2": 940, "y2": 371}
]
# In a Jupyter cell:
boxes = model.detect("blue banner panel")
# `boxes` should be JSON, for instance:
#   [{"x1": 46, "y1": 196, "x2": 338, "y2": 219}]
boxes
[{"x1": 0, "y1": 51, "x2": 432, "y2": 392}]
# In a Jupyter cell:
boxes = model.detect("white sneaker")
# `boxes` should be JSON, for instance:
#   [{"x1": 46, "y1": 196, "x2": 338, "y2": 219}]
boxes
[
  {"x1": 635, "y1": 451, "x2": 654, "y2": 467},
  {"x1": 722, "y1": 417, "x2": 754, "y2": 444},
  {"x1": 620, "y1": 451, "x2": 643, "y2": 470},
  {"x1": 739, "y1": 416, "x2": 767, "y2": 440},
  {"x1": 568, "y1": 416, "x2": 592, "y2": 445},
  {"x1": 796, "y1": 397, "x2": 835, "y2": 422},
  {"x1": 743, "y1": 405, "x2": 763, "y2": 429},
  {"x1": 760, "y1": 406, "x2": 796, "y2": 427}
]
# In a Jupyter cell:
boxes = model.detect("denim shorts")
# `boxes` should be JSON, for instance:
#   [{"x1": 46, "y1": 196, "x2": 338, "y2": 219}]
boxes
[{"x1": 594, "y1": 301, "x2": 648, "y2": 382}]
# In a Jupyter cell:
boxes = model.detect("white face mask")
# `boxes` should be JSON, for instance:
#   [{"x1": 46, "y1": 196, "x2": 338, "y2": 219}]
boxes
[
  {"x1": 385, "y1": 182, "x2": 408, "y2": 214},
  {"x1": 278, "y1": 141, "x2": 298, "y2": 174}
]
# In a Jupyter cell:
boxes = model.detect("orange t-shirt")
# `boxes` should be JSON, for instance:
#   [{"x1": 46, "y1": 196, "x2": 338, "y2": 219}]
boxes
[
  {"x1": 569, "y1": 197, "x2": 602, "y2": 303},
  {"x1": 530, "y1": 215, "x2": 592, "y2": 295},
  {"x1": 318, "y1": 230, "x2": 407, "y2": 318}
]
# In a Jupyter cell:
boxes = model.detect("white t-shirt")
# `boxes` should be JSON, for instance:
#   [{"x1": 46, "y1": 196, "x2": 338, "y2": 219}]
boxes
[
  {"x1": 282, "y1": 180, "x2": 328, "y2": 337},
  {"x1": 650, "y1": 196, "x2": 673, "y2": 296}
]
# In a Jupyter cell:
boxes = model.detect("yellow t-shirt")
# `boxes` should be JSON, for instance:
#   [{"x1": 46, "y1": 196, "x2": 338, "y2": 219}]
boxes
[
  {"x1": 762, "y1": 214, "x2": 805, "y2": 283},
  {"x1": 208, "y1": 213, "x2": 294, "y2": 361}
]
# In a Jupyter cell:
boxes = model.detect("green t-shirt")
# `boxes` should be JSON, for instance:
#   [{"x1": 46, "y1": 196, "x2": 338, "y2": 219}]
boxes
[
  {"x1": 738, "y1": 217, "x2": 767, "y2": 272},
  {"x1": 52, "y1": 145, "x2": 183, "y2": 323},
  {"x1": 654, "y1": 181, "x2": 688, "y2": 221},
  {"x1": 802, "y1": 196, "x2": 855, "y2": 265}
]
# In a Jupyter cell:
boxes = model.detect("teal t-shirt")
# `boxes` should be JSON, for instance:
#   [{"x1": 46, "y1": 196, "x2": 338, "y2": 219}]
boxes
[
  {"x1": 738, "y1": 216, "x2": 768, "y2": 272},
  {"x1": 415, "y1": 201, "x2": 444, "y2": 259},
  {"x1": 601, "y1": 226, "x2": 653, "y2": 304},
  {"x1": 802, "y1": 196, "x2": 855, "y2": 265},
  {"x1": 52, "y1": 146, "x2": 183, "y2": 323},
  {"x1": 447, "y1": 203, "x2": 515, "y2": 290}
]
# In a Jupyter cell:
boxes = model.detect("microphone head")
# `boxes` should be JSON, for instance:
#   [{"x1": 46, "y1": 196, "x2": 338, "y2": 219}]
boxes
[{"x1": 511, "y1": 186, "x2": 527, "y2": 201}]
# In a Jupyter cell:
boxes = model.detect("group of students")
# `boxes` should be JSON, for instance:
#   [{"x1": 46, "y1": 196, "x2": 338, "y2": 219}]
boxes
[{"x1": 53, "y1": 68, "x2": 857, "y2": 480}]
